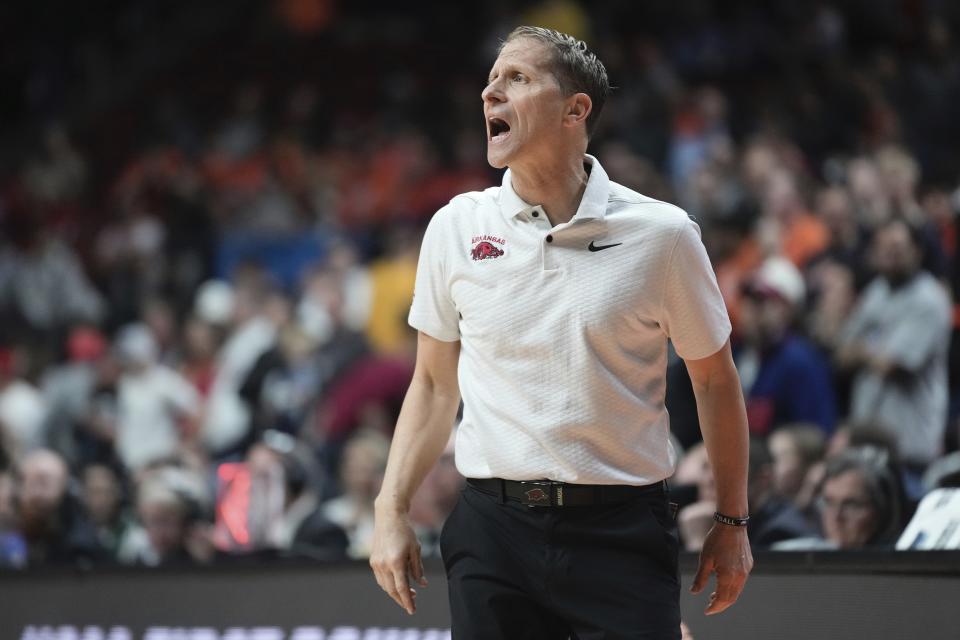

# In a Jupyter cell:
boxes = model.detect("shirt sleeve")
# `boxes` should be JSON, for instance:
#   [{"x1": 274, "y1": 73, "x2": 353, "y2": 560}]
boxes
[
  {"x1": 836, "y1": 281, "x2": 880, "y2": 348},
  {"x1": 408, "y1": 209, "x2": 461, "y2": 342},
  {"x1": 660, "y1": 218, "x2": 732, "y2": 360},
  {"x1": 877, "y1": 282, "x2": 950, "y2": 372}
]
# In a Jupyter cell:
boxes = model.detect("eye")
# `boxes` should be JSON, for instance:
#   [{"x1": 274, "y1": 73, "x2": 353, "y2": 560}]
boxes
[{"x1": 512, "y1": 73, "x2": 526, "y2": 82}]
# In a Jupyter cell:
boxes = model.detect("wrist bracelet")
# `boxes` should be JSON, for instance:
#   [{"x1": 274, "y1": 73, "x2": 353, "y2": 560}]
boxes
[{"x1": 714, "y1": 511, "x2": 750, "y2": 527}]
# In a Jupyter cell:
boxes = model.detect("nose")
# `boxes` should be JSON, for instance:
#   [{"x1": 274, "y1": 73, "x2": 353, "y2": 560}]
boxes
[{"x1": 482, "y1": 78, "x2": 505, "y2": 105}]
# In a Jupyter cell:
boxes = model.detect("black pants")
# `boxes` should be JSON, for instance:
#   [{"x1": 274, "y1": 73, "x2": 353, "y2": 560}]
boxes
[{"x1": 440, "y1": 482, "x2": 681, "y2": 640}]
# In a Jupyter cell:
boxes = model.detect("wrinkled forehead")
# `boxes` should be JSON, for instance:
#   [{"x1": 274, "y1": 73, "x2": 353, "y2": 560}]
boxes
[
  {"x1": 824, "y1": 469, "x2": 869, "y2": 497},
  {"x1": 491, "y1": 37, "x2": 556, "y2": 76}
]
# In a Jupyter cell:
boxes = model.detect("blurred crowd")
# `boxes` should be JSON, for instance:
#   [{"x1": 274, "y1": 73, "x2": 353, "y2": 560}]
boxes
[{"x1": 2, "y1": 0, "x2": 960, "y2": 568}]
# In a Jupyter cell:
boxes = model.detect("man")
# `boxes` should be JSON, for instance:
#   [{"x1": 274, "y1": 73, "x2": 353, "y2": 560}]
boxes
[
  {"x1": 12, "y1": 449, "x2": 103, "y2": 566},
  {"x1": 370, "y1": 27, "x2": 751, "y2": 638},
  {"x1": 837, "y1": 218, "x2": 951, "y2": 471},
  {"x1": 743, "y1": 437, "x2": 817, "y2": 548},
  {"x1": 736, "y1": 256, "x2": 836, "y2": 435}
]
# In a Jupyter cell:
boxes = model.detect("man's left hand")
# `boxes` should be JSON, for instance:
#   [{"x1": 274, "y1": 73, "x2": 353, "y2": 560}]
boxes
[{"x1": 690, "y1": 523, "x2": 753, "y2": 615}]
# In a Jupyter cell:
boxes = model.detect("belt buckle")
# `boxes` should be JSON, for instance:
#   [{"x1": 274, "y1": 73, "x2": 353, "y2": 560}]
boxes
[{"x1": 519, "y1": 480, "x2": 562, "y2": 507}]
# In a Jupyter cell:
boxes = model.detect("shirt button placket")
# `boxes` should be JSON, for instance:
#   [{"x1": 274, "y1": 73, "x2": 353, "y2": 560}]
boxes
[{"x1": 543, "y1": 232, "x2": 558, "y2": 271}]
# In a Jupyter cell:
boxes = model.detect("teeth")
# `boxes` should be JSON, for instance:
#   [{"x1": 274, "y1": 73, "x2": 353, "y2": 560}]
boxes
[{"x1": 488, "y1": 117, "x2": 510, "y2": 140}]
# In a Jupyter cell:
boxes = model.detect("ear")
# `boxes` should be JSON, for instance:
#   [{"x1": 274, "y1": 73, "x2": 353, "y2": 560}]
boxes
[{"x1": 563, "y1": 93, "x2": 592, "y2": 129}]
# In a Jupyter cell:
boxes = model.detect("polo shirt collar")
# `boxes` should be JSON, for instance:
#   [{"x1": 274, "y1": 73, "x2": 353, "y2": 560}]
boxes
[{"x1": 499, "y1": 154, "x2": 610, "y2": 222}]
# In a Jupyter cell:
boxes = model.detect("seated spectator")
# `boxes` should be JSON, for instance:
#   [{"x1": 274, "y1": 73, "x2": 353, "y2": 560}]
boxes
[
  {"x1": 775, "y1": 446, "x2": 905, "y2": 550},
  {"x1": 118, "y1": 466, "x2": 213, "y2": 566},
  {"x1": 244, "y1": 432, "x2": 348, "y2": 559},
  {"x1": 735, "y1": 256, "x2": 836, "y2": 435},
  {"x1": 41, "y1": 326, "x2": 108, "y2": 467},
  {"x1": 320, "y1": 429, "x2": 390, "y2": 559},
  {"x1": 8, "y1": 449, "x2": 102, "y2": 566},
  {"x1": 769, "y1": 423, "x2": 827, "y2": 509},
  {"x1": 746, "y1": 437, "x2": 818, "y2": 547},
  {"x1": 79, "y1": 462, "x2": 133, "y2": 559}
]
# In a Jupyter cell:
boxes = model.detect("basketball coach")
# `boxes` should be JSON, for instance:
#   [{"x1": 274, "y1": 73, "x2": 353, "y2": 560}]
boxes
[{"x1": 370, "y1": 26, "x2": 752, "y2": 639}]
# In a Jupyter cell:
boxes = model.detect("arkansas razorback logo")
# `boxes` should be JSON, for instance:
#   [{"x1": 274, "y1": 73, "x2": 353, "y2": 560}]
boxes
[
  {"x1": 471, "y1": 241, "x2": 505, "y2": 261},
  {"x1": 524, "y1": 488, "x2": 549, "y2": 503}
]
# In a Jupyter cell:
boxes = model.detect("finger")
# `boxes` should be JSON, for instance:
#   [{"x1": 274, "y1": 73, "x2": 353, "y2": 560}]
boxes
[
  {"x1": 705, "y1": 594, "x2": 730, "y2": 616},
  {"x1": 373, "y1": 565, "x2": 400, "y2": 606},
  {"x1": 392, "y1": 563, "x2": 415, "y2": 614},
  {"x1": 705, "y1": 572, "x2": 744, "y2": 615},
  {"x1": 374, "y1": 561, "x2": 407, "y2": 612},
  {"x1": 409, "y1": 544, "x2": 428, "y2": 587},
  {"x1": 690, "y1": 556, "x2": 712, "y2": 594}
]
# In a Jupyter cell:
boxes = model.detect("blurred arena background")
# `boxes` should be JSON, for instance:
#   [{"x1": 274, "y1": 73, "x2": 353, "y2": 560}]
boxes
[{"x1": 1, "y1": 0, "x2": 959, "y2": 638}]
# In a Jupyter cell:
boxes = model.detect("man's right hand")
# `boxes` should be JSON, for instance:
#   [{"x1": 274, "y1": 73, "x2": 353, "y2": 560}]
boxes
[{"x1": 370, "y1": 507, "x2": 427, "y2": 615}]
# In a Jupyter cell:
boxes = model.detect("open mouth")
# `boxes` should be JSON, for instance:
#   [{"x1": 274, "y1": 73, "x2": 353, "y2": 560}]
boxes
[{"x1": 488, "y1": 117, "x2": 511, "y2": 143}]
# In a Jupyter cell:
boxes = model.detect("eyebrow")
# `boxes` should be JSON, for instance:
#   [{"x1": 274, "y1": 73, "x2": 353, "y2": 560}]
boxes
[{"x1": 487, "y1": 62, "x2": 533, "y2": 84}]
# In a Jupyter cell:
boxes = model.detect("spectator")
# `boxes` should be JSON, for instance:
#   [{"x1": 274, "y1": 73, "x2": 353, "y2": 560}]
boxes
[
  {"x1": 768, "y1": 423, "x2": 827, "y2": 508},
  {"x1": 0, "y1": 347, "x2": 48, "y2": 459},
  {"x1": 240, "y1": 321, "x2": 324, "y2": 440},
  {"x1": 320, "y1": 429, "x2": 390, "y2": 559},
  {"x1": 113, "y1": 325, "x2": 201, "y2": 471},
  {"x1": 246, "y1": 432, "x2": 348, "y2": 559},
  {"x1": 10, "y1": 449, "x2": 102, "y2": 566},
  {"x1": 200, "y1": 272, "x2": 278, "y2": 459},
  {"x1": 0, "y1": 213, "x2": 105, "y2": 337},
  {"x1": 760, "y1": 169, "x2": 830, "y2": 269},
  {"x1": 364, "y1": 228, "x2": 420, "y2": 356},
  {"x1": 41, "y1": 326, "x2": 108, "y2": 466},
  {"x1": 21, "y1": 124, "x2": 87, "y2": 206},
  {"x1": 118, "y1": 466, "x2": 213, "y2": 566},
  {"x1": 736, "y1": 256, "x2": 836, "y2": 435},
  {"x1": 808, "y1": 186, "x2": 872, "y2": 290},
  {"x1": 837, "y1": 218, "x2": 951, "y2": 470},
  {"x1": 745, "y1": 437, "x2": 818, "y2": 548},
  {"x1": 178, "y1": 315, "x2": 222, "y2": 398},
  {"x1": 79, "y1": 463, "x2": 133, "y2": 559},
  {"x1": 776, "y1": 447, "x2": 905, "y2": 550}
]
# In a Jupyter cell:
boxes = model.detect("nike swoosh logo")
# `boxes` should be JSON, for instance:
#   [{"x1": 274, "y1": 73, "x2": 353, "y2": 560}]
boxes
[{"x1": 588, "y1": 241, "x2": 622, "y2": 252}]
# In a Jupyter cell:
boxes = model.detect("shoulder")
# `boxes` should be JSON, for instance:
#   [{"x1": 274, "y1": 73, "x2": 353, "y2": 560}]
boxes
[
  {"x1": 419, "y1": 188, "x2": 497, "y2": 250},
  {"x1": 432, "y1": 187, "x2": 499, "y2": 220},
  {"x1": 912, "y1": 273, "x2": 950, "y2": 303},
  {"x1": 606, "y1": 181, "x2": 694, "y2": 231}
]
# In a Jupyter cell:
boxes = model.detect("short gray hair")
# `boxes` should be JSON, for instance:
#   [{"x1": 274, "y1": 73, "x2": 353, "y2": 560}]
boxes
[{"x1": 502, "y1": 26, "x2": 610, "y2": 138}]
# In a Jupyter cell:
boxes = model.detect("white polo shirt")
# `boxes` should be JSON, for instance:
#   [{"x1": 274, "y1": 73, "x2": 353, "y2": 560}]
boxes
[{"x1": 408, "y1": 155, "x2": 730, "y2": 485}]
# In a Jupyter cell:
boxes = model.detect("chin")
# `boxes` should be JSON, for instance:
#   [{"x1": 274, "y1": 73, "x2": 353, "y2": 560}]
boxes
[{"x1": 486, "y1": 144, "x2": 517, "y2": 170}]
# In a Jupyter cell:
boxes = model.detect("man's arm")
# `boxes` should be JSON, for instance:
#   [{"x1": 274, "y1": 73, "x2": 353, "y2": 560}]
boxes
[
  {"x1": 684, "y1": 339, "x2": 753, "y2": 615},
  {"x1": 370, "y1": 331, "x2": 461, "y2": 615}
]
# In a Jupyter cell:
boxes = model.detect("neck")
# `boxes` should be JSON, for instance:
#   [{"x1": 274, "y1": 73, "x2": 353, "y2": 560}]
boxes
[{"x1": 509, "y1": 152, "x2": 589, "y2": 226}]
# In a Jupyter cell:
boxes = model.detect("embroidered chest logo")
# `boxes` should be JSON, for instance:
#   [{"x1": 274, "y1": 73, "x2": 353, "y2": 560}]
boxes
[{"x1": 470, "y1": 235, "x2": 506, "y2": 261}]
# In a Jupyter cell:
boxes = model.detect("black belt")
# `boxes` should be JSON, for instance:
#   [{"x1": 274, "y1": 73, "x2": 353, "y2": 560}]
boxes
[{"x1": 467, "y1": 478, "x2": 665, "y2": 507}]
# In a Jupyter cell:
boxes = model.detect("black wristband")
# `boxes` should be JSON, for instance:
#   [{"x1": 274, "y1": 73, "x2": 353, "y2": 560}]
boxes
[{"x1": 714, "y1": 511, "x2": 750, "y2": 527}]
